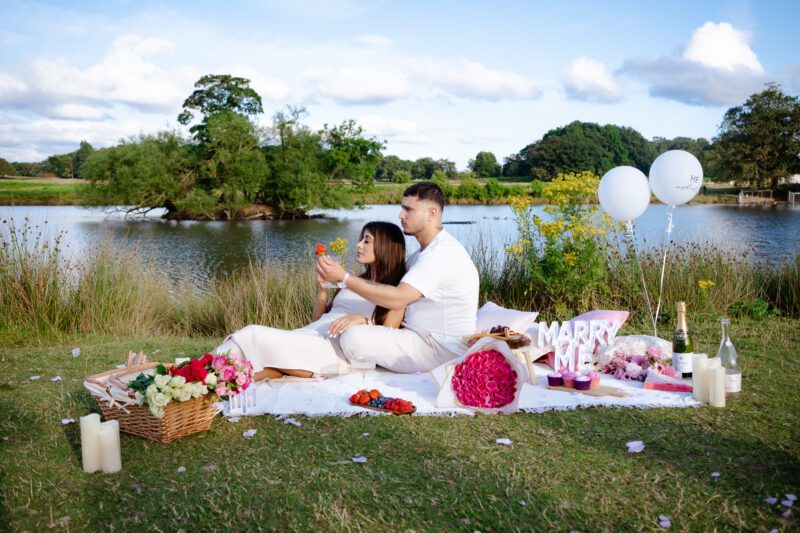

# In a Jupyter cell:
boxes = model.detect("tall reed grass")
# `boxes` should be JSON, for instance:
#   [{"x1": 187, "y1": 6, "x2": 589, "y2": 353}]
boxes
[{"x1": 1, "y1": 218, "x2": 797, "y2": 345}]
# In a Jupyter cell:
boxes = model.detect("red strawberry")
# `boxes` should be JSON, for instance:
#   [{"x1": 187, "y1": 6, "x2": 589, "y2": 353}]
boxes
[
  {"x1": 349, "y1": 393, "x2": 359, "y2": 403},
  {"x1": 369, "y1": 389, "x2": 380, "y2": 399}
]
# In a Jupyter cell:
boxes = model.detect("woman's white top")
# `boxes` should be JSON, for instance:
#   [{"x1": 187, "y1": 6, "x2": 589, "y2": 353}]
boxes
[{"x1": 300, "y1": 288, "x2": 376, "y2": 336}]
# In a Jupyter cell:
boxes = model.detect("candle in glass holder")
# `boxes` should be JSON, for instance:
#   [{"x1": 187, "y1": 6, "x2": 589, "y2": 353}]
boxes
[
  {"x1": 80, "y1": 413, "x2": 101, "y2": 473},
  {"x1": 708, "y1": 367, "x2": 726, "y2": 408},
  {"x1": 692, "y1": 354, "x2": 709, "y2": 403},
  {"x1": 706, "y1": 356, "x2": 721, "y2": 370},
  {"x1": 99, "y1": 420, "x2": 122, "y2": 473}
]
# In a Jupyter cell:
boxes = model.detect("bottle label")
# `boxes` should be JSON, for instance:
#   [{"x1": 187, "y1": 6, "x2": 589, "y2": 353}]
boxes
[
  {"x1": 725, "y1": 370, "x2": 741, "y2": 393},
  {"x1": 673, "y1": 352, "x2": 693, "y2": 374},
  {"x1": 676, "y1": 329, "x2": 687, "y2": 341}
]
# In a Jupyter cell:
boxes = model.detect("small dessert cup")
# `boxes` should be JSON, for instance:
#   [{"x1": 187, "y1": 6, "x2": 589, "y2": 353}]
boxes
[
  {"x1": 547, "y1": 372, "x2": 563, "y2": 387},
  {"x1": 562, "y1": 371, "x2": 578, "y2": 388},
  {"x1": 574, "y1": 375, "x2": 591, "y2": 391},
  {"x1": 587, "y1": 372, "x2": 601, "y2": 389}
]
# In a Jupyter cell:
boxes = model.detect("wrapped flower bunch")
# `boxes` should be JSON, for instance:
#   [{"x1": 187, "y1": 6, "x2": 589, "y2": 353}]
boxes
[
  {"x1": 128, "y1": 352, "x2": 253, "y2": 418},
  {"x1": 451, "y1": 349, "x2": 518, "y2": 408},
  {"x1": 601, "y1": 344, "x2": 677, "y2": 382}
]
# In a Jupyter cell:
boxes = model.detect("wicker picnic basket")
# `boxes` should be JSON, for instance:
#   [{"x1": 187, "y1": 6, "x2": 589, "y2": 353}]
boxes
[{"x1": 84, "y1": 362, "x2": 218, "y2": 443}]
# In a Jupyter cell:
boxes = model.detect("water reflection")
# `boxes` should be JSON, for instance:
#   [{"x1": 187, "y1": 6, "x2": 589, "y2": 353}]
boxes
[{"x1": 2, "y1": 204, "x2": 798, "y2": 290}]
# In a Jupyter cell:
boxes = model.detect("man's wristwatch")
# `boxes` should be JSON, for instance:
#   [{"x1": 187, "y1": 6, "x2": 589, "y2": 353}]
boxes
[{"x1": 337, "y1": 272, "x2": 350, "y2": 289}]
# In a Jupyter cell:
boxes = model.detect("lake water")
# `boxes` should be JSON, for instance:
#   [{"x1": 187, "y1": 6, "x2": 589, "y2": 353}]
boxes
[{"x1": 2, "y1": 204, "x2": 798, "y2": 288}]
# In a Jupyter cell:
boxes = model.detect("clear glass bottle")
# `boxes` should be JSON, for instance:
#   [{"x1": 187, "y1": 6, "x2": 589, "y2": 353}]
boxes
[{"x1": 717, "y1": 317, "x2": 741, "y2": 395}]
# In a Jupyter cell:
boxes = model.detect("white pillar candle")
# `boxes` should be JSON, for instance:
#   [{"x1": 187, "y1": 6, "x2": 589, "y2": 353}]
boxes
[
  {"x1": 708, "y1": 367, "x2": 726, "y2": 408},
  {"x1": 80, "y1": 413, "x2": 101, "y2": 473},
  {"x1": 692, "y1": 354, "x2": 708, "y2": 403},
  {"x1": 99, "y1": 420, "x2": 122, "y2": 473},
  {"x1": 706, "y1": 356, "x2": 721, "y2": 370}
]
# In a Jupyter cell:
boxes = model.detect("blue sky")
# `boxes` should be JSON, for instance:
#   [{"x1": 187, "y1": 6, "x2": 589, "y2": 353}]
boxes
[{"x1": 1, "y1": 0, "x2": 798, "y2": 167}]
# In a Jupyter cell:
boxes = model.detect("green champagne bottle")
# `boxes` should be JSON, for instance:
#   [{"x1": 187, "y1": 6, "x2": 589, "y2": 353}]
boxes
[{"x1": 672, "y1": 301, "x2": 694, "y2": 378}]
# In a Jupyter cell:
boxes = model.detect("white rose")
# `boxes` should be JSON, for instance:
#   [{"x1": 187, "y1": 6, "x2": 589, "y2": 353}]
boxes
[
  {"x1": 170, "y1": 375, "x2": 186, "y2": 388},
  {"x1": 161, "y1": 385, "x2": 173, "y2": 397},
  {"x1": 170, "y1": 386, "x2": 184, "y2": 400},
  {"x1": 146, "y1": 384, "x2": 158, "y2": 396},
  {"x1": 154, "y1": 374, "x2": 171, "y2": 388},
  {"x1": 192, "y1": 382, "x2": 205, "y2": 398},
  {"x1": 179, "y1": 389, "x2": 192, "y2": 402},
  {"x1": 204, "y1": 373, "x2": 218, "y2": 386},
  {"x1": 151, "y1": 406, "x2": 165, "y2": 418},
  {"x1": 151, "y1": 392, "x2": 170, "y2": 408}
]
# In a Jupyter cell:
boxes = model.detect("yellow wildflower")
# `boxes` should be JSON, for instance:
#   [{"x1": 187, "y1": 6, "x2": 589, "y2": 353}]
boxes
[
  {"x1": 507, "y1": 195, "x2": 532, "y2": 214},
  {"x1": 698, "y1": 279, "x2": 715, "y2": 291},
  {"x1": 328, "y1": 237, "x2": 348, "y2": 257},
  {"x1": 564, "y1": 252, "x2": 577, "y2": 266}
]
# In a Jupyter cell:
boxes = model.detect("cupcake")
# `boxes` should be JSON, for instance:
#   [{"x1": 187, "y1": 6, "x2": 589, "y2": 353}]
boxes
[
  {"x1": 574, "y1": 375, "x2": 591, "y2": 391},
  {"x1": 587, "y1": 372, "x2": 601, "y2": 389},
  {"x1": 547, "y1": 372, "x2": 563, "y2": 387},
  {"x1": 562, "y1": 371, "x2": 578, "y2": 388}
]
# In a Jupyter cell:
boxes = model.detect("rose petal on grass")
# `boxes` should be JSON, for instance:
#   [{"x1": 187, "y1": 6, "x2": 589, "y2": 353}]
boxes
[
  {"x1": 284, "y1": 418, "x2": 301, "y2": 426},
  {"x1": 61, "y1": 418, "x2": 75, "y2": 425},
  {"x1": 176, "y1": 466, "x2": 186, "y2": 473},
  {"x1": 710, "y1": 471, "x2": 720, "y2": 478},
  {"x1": 626, "y1": 440, "x2": 645, "y2": 453},
  {"x1": 787, "y1": 493, "x2": 797, "y2": 501},
  {"x1": 362, "y1": 432, "x2": 369, "y2": 436},
  {"x1": 242, "y1": 429, "x2": 257, "y2": 438},
  {"x1": 115, "y1": 364, "x2": 125, "y2": 369},
  {"x1": 781, "y1": 500, "x2": 793, "y2": 507},
  {"x1": 496, "y1": 438, "x2": 512, "y2": 445},
  {"x1": 765, "y1": 497, "x2": 778, "y2": 505},
  {"x1": 226, "y1": 417, "x2": 241, "y2": 423},
  {"x1": 658, "y1": 515, "x2": 671, "y2": 528},
  {"x1": 29, "y1": 376, "x2": 41, "y2": 381},
  {"x1": 51, "y1": 376, "x2": 62, "y2": 382},
  {"x1": 783, "y1": 509, "x2": 792, "y2": 518},
  {"x1": 351, "y1": 455, "x2": 367, "y2": 463},
  {"x1": 71, "y1": 348, "x2": 80, "y2": 357}
]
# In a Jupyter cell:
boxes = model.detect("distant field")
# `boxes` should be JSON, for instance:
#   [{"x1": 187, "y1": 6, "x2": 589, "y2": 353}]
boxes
[{"x1": 0, "y1": 177, "x2": 89, "y2": 205}]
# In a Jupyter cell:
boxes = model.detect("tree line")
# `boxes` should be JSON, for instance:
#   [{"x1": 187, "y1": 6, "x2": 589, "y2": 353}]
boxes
[{"x1": 2, "y1": 78, "x2": 798, "y2": 216}]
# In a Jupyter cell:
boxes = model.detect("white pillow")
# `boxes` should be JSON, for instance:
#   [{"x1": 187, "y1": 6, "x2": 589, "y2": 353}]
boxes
[{"x1": 475, "y1": 302, "x2": 539, "y2": 333}]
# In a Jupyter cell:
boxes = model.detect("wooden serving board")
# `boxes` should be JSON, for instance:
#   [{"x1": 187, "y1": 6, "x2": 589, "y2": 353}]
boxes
[
  {"x1": 547, "y1": 385, "x2": 630, "y2": 398},
  {"x1": 349, "y1": 402, "x2": 416, "y2": 416}
]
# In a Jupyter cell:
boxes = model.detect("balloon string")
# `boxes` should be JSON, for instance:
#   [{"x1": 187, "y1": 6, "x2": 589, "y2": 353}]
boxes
[
  {"x1": 625, "y1": 220, "x2": 655, "y2": 335},
  {"x1": 653, "y1": 204, "x2": 675, "y2": 337}
]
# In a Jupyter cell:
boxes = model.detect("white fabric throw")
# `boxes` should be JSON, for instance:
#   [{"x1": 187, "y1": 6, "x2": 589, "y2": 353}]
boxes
[{"x1": 224, "y1": 363, "x2": 700, "y2": 417}]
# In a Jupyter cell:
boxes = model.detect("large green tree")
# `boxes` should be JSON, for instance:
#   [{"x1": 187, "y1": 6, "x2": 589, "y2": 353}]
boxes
[
  {"x1": 82, "y1": 131, "x2": 193, "y2": 214},
  {"x1": 320, "y1": 119, "x2": 384, "y2": 192},
  {"x1": 469, "y1": 151, "x2": 501, "y2": 178},
  {"x1": 0, "y1": 157, "x2": 15, "y2": 176},
  {"x1": 710, "y1": 83, "x2": 800, "y2": 190},
  {"x1": 178, "y1": 74, "x2": 263, "y2": 143},
  {"x1": 508, "y1": 121, "x2": 656, "y2": 180}
]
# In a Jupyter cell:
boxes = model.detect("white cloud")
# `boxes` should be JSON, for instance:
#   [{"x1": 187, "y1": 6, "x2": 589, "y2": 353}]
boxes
[
  {"x1": 425, "y1": 61, "x2": 540, "y2": 101},
  {"x1": 353, "y1": 34, "x2": 394, "y2": 49},
  {"x1": 49, "y1": 103, "x2": 109, "y2": 121},
  {"x1": 564, "y1": 56, "x2": 622, "y2": 103},
  {"x1": 0, "y1": 72, "x2": 27, "y2": 100},
  {"x1": 623, "y1": 21, "x2": 770, "y2": 106},
  {"x1": 309, "y1": 67, "x2": 410, "y2": 104},
  {"x1": 683, "y1": 22, "x2": 763, "y2": 72},
  {"x1": 786, "y1": 65, "x2": 800, "y2": 92},
  {"x1": 357, "y1": 114, "x2": 430, "y2": 144}
]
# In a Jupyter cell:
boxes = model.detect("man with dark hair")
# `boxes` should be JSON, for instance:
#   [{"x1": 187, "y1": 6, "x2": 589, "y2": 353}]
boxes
[{"x1": 317, "y1": 181, "x2": 479, "y2": 373}]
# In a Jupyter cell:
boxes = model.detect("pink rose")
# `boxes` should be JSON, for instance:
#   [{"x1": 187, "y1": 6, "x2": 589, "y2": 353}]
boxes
[
  {"x1": 212, "y1": 356, "x2": 227, "y2": 371},
  {"x1": 215, "y1": 384, "x2": 227, "y2": 397}
]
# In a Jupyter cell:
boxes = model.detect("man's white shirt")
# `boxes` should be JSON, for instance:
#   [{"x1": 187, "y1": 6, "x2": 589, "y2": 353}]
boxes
[{"x1": 400, "y1": 229, "x2": 479, "y2": 354}]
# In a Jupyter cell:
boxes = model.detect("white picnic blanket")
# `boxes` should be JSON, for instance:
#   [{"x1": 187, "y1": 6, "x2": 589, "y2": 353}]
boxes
[{"x1": 225, "y1": 363, "x2": 700, "y2": 417}]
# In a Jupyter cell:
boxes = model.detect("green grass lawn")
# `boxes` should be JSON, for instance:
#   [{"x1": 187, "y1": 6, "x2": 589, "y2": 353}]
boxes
[
  {"x1": 0, "y1": 179, "x2": 89, "y2": 205},
  {"x1": 1, "y1": 317, "x2": 797, "y2": 531}
]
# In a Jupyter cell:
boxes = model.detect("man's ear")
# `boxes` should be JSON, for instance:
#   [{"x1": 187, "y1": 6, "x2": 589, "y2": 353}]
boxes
[{"x1": 427, "y1": 205, "x2": 438, "y2": 221}]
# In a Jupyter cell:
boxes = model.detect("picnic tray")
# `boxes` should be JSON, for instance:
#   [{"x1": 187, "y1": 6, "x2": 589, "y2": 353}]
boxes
[{"x1": 547, "y1": 385, "x2": 630, "y2": 398}]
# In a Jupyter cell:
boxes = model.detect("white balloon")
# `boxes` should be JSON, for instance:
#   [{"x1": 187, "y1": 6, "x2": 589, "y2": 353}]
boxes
[
  {"x1": 649, "y1": 150, "x2": 703, "y2": 206},
  {"x1": 598, "y1": 166, "x2": 651, "y2": 221}
]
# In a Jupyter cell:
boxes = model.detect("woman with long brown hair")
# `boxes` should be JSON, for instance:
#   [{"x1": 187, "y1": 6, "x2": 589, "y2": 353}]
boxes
[{"x1": 213, "y1": 221, "x2": 407, "y2": 379}]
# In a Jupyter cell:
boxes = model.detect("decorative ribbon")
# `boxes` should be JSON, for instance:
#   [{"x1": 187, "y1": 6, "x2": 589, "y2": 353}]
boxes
[
  {"x1": 652, "y1": 204, "x2": 675, "y2": 337},
  {"x1": 625, "y1": 220, "x2": 656, "y2": 336}
]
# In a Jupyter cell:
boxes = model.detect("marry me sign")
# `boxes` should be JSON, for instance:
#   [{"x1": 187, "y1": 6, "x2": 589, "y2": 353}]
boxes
[{"x1": 537, "y1": 320, "x2": 623, "y2": 372}]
